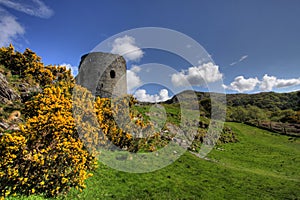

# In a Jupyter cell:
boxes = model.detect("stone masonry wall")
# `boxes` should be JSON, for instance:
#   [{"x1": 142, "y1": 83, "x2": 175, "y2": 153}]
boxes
[{"x1": 76, "y1": 52, "x2": 127, "y2": 98}]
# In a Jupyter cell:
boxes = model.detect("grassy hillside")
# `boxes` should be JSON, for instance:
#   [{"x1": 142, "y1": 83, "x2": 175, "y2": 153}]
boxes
[
  {"x1": 9, "y1": 123, "x2": 300, "y2": 199},
  {"x1": 166, "y1": 90, "x2": 300, "y2": 111},
  {"x1": 226, "y1": 91, "x2": 300, "y2": 111},
  {"x1": 1, "y1": 46, "x2": 299, "y2": 199}
]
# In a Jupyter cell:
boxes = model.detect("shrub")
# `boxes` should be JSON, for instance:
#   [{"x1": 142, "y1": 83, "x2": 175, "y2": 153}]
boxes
[
  {"x1": 72, "y1": 85, "x2": 108, "y2": 154},
  {"x1": 94, "y1": 95, "x2": 161, "y2": 152},
  {"x1": 0, "y1": 44, "x2": 74, "y2": 88},
  {"x1": 73, "y1": 85, "x2": 164, "y2": 154},
  {"x1": 0, "y1": 86, "x2": 97, "y2": 198},
  {"x1": 94, "y1": 96, "x2": 137, "y2": 150}
]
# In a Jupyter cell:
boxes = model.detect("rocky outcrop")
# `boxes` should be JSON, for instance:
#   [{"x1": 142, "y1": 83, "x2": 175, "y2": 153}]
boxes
[
  {"x1": 0, "y1": 72, "x2": 40, "y2": 135},
  {"x1": 14, "y1": 82, "x2": 41, "y2": 102},
  {"x1": 0, "y1": 73, "x2": 21, "y2": 104},
  {"x1": 0, "y1": 121, "x2": 19, "y2": 134}
]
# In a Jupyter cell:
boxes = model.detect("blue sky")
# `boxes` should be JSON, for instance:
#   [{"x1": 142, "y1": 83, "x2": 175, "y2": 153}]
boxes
[{"x1": 0, "y1": 0, "x2": 300, "y2": 101}]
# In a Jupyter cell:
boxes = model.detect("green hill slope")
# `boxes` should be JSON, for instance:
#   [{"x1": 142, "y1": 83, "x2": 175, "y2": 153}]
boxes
[
  {"x1": 226, "y1": 91, "x2": 300, "y2": 111},
  {"x1": 10, "y1": 123, "x2": 299, "y2": 199},
  {"x1": 166, "y1": 90, "x2": 300, "y2": 111}
]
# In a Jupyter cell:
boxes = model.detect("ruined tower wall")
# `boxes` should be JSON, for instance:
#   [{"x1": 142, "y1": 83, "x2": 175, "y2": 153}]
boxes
[{"x1": 76, "y1": 52, "x2": 127, "y2": 98}]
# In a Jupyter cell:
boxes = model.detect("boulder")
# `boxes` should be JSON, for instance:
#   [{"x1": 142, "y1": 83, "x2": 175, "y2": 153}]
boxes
[
  {"x1": 0, "y1": 121, "x2": 9, "y2": 129},
  {"x1": 0, "y1": 73, "x2": 21, "y2": 104},
  {"x1": 15, "y1": 82, "x2": 41, "y2": 102}
]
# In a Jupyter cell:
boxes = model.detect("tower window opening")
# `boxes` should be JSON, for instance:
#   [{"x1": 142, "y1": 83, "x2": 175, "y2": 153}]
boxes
[{"x1": 110, "y1": 70, "x2": 116, "y2": 78}]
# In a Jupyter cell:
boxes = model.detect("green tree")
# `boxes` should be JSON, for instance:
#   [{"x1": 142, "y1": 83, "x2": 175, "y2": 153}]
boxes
[
  {"x1": 246, "y1": 105, "x2": 267, "y2": 125},
  {"x1": 229, "y1": 106, "x2": 248, "y2": 122}
]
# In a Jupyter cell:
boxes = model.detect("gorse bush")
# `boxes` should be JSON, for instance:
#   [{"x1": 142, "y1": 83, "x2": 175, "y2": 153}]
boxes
[
  {"x1": 0, "y1": 86, "x2": 97, "y2": 198},
  {"x1": 94, "y1": 95, "x2": 168, "y2": 152},
  {"x1": 0, "y1": 44, "x2": 73, "y2": 88},
  {"x1": 72, "y1": 85, "x2": 108, "y2": 155},
  {"x1": 94, "y1": 97, "x2": 135, "y2": 149},
  {"x1": 0, "y1": 45, "x2": 96, "y2": 198},
  {"x1": 0, "y1": 44, "x2": 164, "y2": 199},
  {"x1": 73, "y1": 85, "x2": 164, "y2": 153},
  {"x1": 0, "y1": 44, "x2": 31, "y2": 77}
]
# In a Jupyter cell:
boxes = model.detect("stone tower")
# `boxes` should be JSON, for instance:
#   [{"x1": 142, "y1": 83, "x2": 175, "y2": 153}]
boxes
[{"x1": 76, "y1": 52, "x2": 127, "y2": 98}]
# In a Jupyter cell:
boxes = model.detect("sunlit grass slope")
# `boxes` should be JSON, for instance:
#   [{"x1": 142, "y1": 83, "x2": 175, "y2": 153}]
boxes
[{"x1": 9, "y1": 123, "x2": 300, "y2": 199}]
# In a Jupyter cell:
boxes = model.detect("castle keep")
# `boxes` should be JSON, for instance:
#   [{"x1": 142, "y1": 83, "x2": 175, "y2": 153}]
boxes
[{"x1": 76, "y1": 52, "x2": 127, "y2": 98}]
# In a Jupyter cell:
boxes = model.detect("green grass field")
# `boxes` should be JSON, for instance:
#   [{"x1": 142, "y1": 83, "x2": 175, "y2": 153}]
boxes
[{"x1": 9, "y1": 122, "x2": 300, "y2": 199}]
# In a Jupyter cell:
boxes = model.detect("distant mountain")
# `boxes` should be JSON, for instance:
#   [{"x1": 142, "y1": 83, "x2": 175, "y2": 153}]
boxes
[
  {"x1": 226, "y1": 91, "x2": 300, "y2": 111},
  {"x1": 165, "y1": 90, "x2": 300, "y2": 111},
  {"x1": 163, "y1": 90, "x2": 300, "y2": 136},
  {"x1": 165, "y1": 90, "x2": 210, "y2": 104}
]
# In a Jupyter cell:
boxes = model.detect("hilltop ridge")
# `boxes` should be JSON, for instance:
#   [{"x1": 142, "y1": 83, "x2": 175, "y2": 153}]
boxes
[{"x1": 165, "y1": 90, "x2": 300, "y2": 111}]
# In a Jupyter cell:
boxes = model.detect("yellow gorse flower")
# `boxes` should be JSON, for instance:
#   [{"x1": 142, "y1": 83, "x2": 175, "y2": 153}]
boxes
[{"x1": 0, "y1": 70, "x2": 95, "y2": 198}]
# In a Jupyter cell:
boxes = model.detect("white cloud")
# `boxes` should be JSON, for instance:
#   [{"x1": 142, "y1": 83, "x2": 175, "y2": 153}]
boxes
[
  {"x1": 239, "y1": 55, "x2": 248, "y2": 62},
  {"x1": 60, "y1": 63, "x2": 78, "y2": 77},
  {"x1": 134, "y1": 89, "x2": 171, "y2": 103},
  {"x1": 229, "y1": 62, "x2": 237, "y2": 66},
  {"x1": 158, "y1": 89, "x2": 170, "y2": 101},
  {"x1": 225, "y1": 76, "x2": 260, "y2": 92},
  {"x1": 260, "y1": 74, "x2": 300, "y2": 91},
  {"x1": 127, "y1": 65, "x2": 142, "y2": 92},
  {"x1": 259, "y1": 74, "x2": 277, "y2": 91},
  {"x1": 230, "y1": 55, "x2": 248, "y2": 66},
  {"x1": 225, "y1": 74, "x2": 300, "y2": 93},
  {"x1": 276, "y1": 79, "x2": 300, "y2": 88},
  {"x1": 0, "y1": 9, "x2": 25, "y2": 46},
  {"x1": 186, "y1": 44, "x2": 192, "y2": 48},
  {"x1": 171, "y1": 72, "x2": 186, "y2": 87},
  {"x1": 130, "y1": 65, "x2": 141, "y2": 73},
  {"x1": 111, "y1": 35, "x2": 144, "y2": 62},
  {"x1": 0, "y1": 0, "x2": 53, "y2": 46},
  {"x1": 0, "y1": 0, "x2": 53, "y2": 18},
  {"x1": 171, "y1": 62, "x2": 223, "y2": 87}
]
